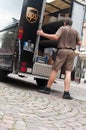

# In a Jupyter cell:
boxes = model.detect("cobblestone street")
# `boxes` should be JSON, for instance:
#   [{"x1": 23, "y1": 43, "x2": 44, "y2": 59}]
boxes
[{"x1": 0, "y1": 74, "x2": 86, "y2": 130}]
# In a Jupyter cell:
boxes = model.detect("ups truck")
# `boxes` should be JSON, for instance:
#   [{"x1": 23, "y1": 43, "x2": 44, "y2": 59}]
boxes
[{"x1": 0, "y1": 0, "x2": 85, "y2": 86}]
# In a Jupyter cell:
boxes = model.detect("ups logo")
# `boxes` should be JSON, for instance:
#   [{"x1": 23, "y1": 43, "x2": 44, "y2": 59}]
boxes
[{"x1": 26, "y1": 7, "x2": 39, "y2": 23}]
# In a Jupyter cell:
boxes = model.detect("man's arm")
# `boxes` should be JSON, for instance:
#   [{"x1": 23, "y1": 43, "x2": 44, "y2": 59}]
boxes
[
  {"x1": 37, "y1": 29, "x2": 60, "y2": 40},
  {"x1": 76, "y1": 40, "x2": 82, "y2": 45},
  {"x1": 76, "y1": 31, "x2": 82, "y2": 46}
]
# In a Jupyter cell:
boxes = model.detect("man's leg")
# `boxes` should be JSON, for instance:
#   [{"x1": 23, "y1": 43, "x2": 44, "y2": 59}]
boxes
[
  {"x1": 38, "y1": 69, "x2": 57, "y2": 94},
  {"x1": 47, "y1": 69, "x2": 57, "y2": 88},
  {"x1": 64, "y1": 71, "x2": 71, "y2": 91},
  {"x1": 63, "y1": 70, "x2": 73, "y2": 99}
]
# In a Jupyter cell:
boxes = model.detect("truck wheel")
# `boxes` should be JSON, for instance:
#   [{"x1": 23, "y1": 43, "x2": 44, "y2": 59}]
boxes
[
  {"x1": 35, "y1": 78, "x2": 48, "y2": 88},
  {"x1": 0, "y1": 70, "x2": 8, "y2": 82}
]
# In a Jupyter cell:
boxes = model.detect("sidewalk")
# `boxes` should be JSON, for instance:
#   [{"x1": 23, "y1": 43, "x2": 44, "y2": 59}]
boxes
[{"x1": 0, "y1": 74, "x2": 86, "y2": 130}]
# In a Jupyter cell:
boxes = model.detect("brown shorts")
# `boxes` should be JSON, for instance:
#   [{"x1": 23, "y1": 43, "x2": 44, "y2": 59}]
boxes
[{"x1": 52, "y1": 49, "x2": 75, "y2": 72}]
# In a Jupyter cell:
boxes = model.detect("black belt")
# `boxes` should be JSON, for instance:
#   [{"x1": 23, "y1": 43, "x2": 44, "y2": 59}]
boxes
[{"x1": 58, "y1": 48, "x2": 75, "y2": 51}]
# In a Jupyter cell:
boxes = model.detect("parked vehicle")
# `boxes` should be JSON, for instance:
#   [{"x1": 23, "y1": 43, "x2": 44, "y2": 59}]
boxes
[{"x1": 0, "y1": 0, "x2": 85, "y2": 86}]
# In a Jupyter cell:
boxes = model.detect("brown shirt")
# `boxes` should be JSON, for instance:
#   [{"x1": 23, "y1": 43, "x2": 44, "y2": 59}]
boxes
[{"x1": 55, "y1": 25, "x2": 81, "y2": 50}]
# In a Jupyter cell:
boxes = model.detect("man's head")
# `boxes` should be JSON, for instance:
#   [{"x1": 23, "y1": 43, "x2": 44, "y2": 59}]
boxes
[{"x1": 63, "y1": 17, "x2": 73, "y2": 26}]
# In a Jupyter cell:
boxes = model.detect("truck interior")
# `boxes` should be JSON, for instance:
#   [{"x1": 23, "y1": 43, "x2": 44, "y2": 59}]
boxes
[{"x1": 37, "y1": 0, "x2": 72, "y2": 65}]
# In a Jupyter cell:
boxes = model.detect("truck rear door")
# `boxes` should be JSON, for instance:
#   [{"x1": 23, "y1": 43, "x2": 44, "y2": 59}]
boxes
[{"x1": 18, "y1": 0, "x2": 44, "y2": 74}]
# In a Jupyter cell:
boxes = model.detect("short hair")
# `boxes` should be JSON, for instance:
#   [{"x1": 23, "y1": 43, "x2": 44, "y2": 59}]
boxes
[{"x1": 64, "y1": 17, "x2": 73, "y2": 26}]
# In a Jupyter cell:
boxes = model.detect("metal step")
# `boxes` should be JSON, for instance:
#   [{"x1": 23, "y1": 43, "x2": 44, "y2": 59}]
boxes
[{"x1": 32, "y1": 62, "x2": 52, "y2": 77}]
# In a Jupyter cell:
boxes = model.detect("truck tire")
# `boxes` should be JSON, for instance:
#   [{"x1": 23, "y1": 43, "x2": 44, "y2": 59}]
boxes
[
  {"x1": 35, "y1": 78, "x2": 48, "y2": 88},
  {"x1": 0, "y1": 70, "x2": 8, "y2": 82}
]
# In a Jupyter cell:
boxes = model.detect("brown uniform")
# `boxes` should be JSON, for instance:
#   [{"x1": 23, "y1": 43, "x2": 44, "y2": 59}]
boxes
[{"x1": 52, "y1": 25, "x2": 81, "y2": 71}]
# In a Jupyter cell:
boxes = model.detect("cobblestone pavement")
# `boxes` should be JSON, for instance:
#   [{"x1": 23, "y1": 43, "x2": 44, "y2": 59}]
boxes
[{"x1": 0, "y1": 74, "x2": 86, "y2": 130}]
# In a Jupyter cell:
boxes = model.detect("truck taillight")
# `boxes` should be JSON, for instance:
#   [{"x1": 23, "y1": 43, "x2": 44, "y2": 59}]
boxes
[
  {"x1": 18, "y1": 27, "x2": 24, "y2": 39},
  {"x1": 20, "y1": 62, "x2": 27, "y2": 72}
]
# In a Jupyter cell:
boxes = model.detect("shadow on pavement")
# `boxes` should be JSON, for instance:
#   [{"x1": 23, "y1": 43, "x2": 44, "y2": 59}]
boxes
[{"x1": 2, "y1": 76, "x2": 38, "y2": 91}]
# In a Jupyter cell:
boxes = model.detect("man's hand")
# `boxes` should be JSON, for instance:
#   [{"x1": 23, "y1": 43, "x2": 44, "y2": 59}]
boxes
[
  {"x1": 37, "y1": 29, "x2": 44, "y2": 36},
  {"x1": 74, "y1": 49, "x2": 80, "y2": 56}
]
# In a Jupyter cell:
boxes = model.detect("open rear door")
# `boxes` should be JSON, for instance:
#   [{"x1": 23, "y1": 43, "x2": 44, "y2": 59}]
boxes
[
  {"x1": 18, "y1": 0, "x2": 44, "y2": 74},
  {"x1": 71, "y1": 1, "x2": 86, "y2": 81}
]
